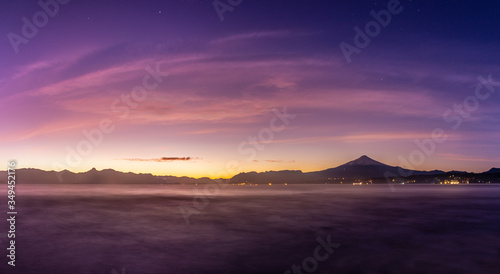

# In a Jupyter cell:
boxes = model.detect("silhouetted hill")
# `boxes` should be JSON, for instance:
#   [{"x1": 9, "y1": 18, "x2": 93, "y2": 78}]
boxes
[
  {"x1": 342, "y1": 155, "x2": 386, "y2": 166},
  {"x1": 486, "y1": 168, "x2": 500, "y2": 174},
  {"x1": 231, "y1": 170, "x2": 306, "y2": 184},
  {"x1": 311, "y1": 155, "x2": 443, "y2": 180},
  {"x1": 0, "y1": 168, "x2": 209, "y2": 184}
]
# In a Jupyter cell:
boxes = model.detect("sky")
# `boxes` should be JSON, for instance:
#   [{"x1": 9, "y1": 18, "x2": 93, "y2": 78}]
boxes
[{"x1": 1, "y1": 0, "x2": 499, "y2": 178}]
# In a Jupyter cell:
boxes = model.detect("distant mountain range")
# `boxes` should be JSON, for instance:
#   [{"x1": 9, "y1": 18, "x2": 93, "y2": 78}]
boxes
[
  {"x1": 230, "y1": 155, "x2": 499, "y2": 184},
  {"x1": 309, "y1": 155, "x2": 444, "y2": 178},
  {"x1": 0, "y1": 155, "x2": 498, "y2": 184}
]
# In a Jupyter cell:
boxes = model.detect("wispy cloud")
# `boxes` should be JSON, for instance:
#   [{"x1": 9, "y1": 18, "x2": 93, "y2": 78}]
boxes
[
  {"x1": 261, "y1": 132, "x2": 459, "y2": 145},
  {"x1": 122, "y1": 157, "x2": 200, "y2": 162}
]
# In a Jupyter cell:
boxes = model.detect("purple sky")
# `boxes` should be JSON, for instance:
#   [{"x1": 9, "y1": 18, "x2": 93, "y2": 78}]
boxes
[{"x1": 1, "y1": 0, "x2": 499, "y2": 177}]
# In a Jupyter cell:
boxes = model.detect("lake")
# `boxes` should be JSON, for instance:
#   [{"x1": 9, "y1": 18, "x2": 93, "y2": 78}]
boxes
[{"x1": 1, "y1": 184, "x2": 499, "y2": 273}]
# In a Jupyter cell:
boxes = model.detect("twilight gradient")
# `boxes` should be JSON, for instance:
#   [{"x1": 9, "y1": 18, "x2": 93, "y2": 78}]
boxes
[{"x1": 0, "y1": 0, "x2": 499, "y2": 178}]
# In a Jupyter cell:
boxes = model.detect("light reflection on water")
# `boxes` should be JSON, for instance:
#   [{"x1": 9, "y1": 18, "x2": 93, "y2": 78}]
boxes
[{"x1": 0, "y1": 184, "x2": 499, "y2": 274}]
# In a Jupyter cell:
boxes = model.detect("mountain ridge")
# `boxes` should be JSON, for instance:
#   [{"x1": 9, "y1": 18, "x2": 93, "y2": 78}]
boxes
[{"x1": 230, "y1": 155, "x2": 498, "y2": 184}]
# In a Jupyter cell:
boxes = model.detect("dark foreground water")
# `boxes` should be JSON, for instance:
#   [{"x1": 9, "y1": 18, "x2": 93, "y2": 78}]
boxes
[{"x1": 0, "y1": 184, "x2": 499, "y2": 274}]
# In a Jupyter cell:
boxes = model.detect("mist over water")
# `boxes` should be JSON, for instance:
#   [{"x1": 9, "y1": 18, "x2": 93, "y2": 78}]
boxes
[{"x1": 1, "y1": 184, "x2": 499, "y2": 273}]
